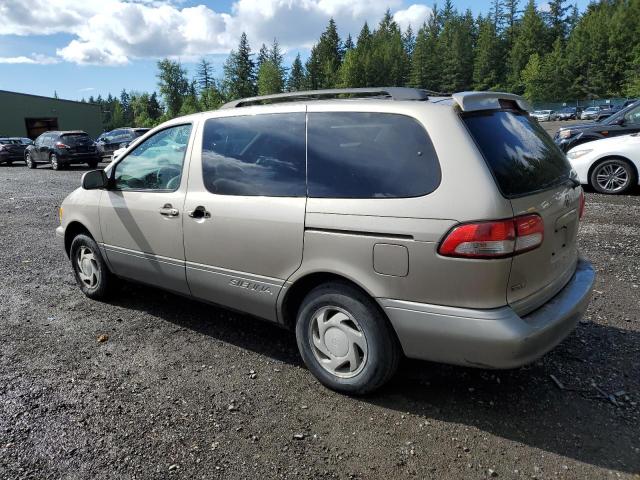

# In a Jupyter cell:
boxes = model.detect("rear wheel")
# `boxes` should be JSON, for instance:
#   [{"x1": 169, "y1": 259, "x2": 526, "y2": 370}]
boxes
[
  {"x1": 70, "y1": 234, "x2": 112, "y2": 299},
  {"x1": 87, "y1": 160, "x2": 99, "y2": 169},
  {"x1": 295, "y1": 282, "x2": 401, "y2": 395},
  {"x1": 25, "y1": 152, "x2": 36, "y2": 169},
  {"x1": 590, "y1": 158, "x2": 636, "y2": 194},
  {"x1": 50, "y1": 154, "x2": 61, "y2": 170}
]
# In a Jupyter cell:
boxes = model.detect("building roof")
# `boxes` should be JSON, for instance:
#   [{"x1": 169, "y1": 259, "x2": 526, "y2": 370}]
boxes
[{"x1": 0, "y1": 89, "x2": 100, "y2": 107}]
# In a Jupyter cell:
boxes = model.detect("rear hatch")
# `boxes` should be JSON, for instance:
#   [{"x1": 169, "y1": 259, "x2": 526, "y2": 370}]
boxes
[
  {"x1": 462, "y1": 109, "x2": 581, "y2": 315},
  {"x1": 61, "y1": 133, "x2": 95, "y2": 154},
  {"x1": 1, "y1": 140, "x2": 25, "y2": 157}
]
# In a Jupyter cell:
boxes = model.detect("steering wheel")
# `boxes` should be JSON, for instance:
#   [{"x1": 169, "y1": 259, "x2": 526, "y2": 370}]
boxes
[{"x1": 156, "y1": 165, "x2": 181, "y2": 189}]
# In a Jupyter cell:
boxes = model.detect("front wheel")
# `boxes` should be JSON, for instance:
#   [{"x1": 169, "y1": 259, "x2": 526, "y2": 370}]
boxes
[
  {"x1": 590, "y1": 158, "x2": 636, "y2": 194},
  {"x1": 25, "y1": 152, "x2": 36, "y2": 169},
  {"x1": 70, "y1": 234, "x2": 112, "y2": 299},
  {"x1": 87, "y1": 160, "x2": 99, "y2": 169},
  {"x1": 295, "y1": 282, "x2": 401, "y2": 395}
]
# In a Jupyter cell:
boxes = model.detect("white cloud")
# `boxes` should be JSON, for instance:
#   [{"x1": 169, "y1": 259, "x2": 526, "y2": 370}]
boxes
[
  {"x1": 393, "y1": 4, "x2": 432, "y2": 31},
  {"x1": 0, "y1": 0, "x2": 432, "y2": 66},
  {"x1": 0, "y1": 54, "x2": 59, "y2": 64}
]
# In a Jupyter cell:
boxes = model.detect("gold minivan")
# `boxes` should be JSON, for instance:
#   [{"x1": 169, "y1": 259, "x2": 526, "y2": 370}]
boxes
[{"x1": 56, "y1": 88, "x2": 595, "y2": 394}]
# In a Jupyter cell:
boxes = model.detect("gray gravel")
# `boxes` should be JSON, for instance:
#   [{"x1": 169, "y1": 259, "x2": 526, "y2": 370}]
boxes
[{"x1": 1, "y1": 161, "x2": 639, "y2": 480}]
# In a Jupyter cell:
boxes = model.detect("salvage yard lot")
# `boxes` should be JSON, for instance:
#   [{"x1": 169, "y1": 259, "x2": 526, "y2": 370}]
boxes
[{"x1": 0, "y1": 162, "x2": 639, "y2": 479}]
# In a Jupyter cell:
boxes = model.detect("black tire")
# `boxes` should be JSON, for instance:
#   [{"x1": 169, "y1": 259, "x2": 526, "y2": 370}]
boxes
[
  {"x1": 589, "y1": 158, "x2": 636, "y2": 195},
  {"x1": 25, "y1": 152, "x2": 36, "y2": 169},
  {"x1": 295, "y1": 281, "x2": 401, "y2": 395},
  {"x1": 70, "y1": 234, "x2": 112, "y2": 300},
  {"x1": 51, "y1": 154, "x2": 61, "y2": 170},
  {"x1": 87, "y1": 160, "x2": 99, "y2": 169}
]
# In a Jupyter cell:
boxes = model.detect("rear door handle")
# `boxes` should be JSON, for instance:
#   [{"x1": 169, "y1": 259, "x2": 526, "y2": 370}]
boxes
[
  {"x1": 159, "y1": 204, "x2": 179, "y2": 217},
  {"x1": 188, "y1": 206, "x2": 211, "y2": 219}
]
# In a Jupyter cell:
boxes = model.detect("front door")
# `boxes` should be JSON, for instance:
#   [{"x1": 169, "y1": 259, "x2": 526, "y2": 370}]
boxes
[
  {"x1": 183, "y1": 108, "x2": 307, "y2": 321},
  {"x1": 99, "y1": 123, "x2": 195, "y2": 295}
]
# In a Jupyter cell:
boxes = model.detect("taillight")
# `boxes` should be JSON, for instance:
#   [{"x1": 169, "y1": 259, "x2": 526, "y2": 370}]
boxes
[
  {"x1": 55, "y1": 142, "x2": 70, "y2": 149},
  {"x1": 439, "y1": 214, "x2": 544, "y2": 259},
  {"x1": 579, "y1": 190, "x2": 585, "y2": 220}
]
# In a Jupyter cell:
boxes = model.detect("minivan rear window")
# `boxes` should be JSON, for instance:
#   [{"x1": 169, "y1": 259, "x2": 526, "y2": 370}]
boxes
[
  {"x1": 463, "y1": 110, "x2": 571, "y2": 197},
  {"x1": 307, "y1": 113, "x2": 440, "y2": 198}
]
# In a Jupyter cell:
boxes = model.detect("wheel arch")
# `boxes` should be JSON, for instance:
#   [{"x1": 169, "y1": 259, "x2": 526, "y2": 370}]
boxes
[
  {"x1": 64, "y1": 221, "x2": 96, "y2": 256},
  {"x1": 279, "y1": 271, "x2": 386, "y2": 331}
]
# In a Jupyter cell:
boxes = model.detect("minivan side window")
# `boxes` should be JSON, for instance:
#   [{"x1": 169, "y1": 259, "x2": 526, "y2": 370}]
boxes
[
  {"x1": 201, "y1": 113, "x2": 306, "y2": 197},
  {"x1": 307, "y1": 113, "x2": 441, "y2": 198},
  {"x1": 113, "y1": 124, "x2": 192, "y2": 191}
]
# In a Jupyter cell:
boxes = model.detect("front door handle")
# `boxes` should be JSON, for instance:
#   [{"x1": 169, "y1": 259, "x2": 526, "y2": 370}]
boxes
[
  {"x1": 188, "y1": 206, "x2": 211, "y2": 219},
  {"x1": 159, "y1": 204, "x2": 179, "y2": 217}
]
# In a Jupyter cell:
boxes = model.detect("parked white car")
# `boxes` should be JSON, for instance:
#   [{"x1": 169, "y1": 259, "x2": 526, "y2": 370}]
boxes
[
  {"x1": 567, "y1": 133, "x2": 640, "y2": 194},
  {"x1": 111, "y1": 146, "x2": 127, "y2": 161},
  {"x1": 530, "y1": 110, "x2": 554, "y2": 122}
]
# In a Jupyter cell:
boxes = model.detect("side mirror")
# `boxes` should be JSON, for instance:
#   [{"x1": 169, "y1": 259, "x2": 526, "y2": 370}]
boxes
[
  {"x1": 82, "y1": 169, "x2": 108, "y2": 190},
  {"x1": 119, "y1": 142, "x2": 130, "y2": 148},
  {"x1": 613, "y1": 117, "x2": 625, "y2": 126}
]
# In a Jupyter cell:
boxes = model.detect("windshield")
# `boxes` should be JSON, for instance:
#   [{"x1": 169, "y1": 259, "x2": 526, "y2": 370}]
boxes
[
  {"x1": 463, "y1": 110, "x2": 572, "y2": 198},
  {"x1": 602, "y1": 101, "x2": 640, "y2": 125}
]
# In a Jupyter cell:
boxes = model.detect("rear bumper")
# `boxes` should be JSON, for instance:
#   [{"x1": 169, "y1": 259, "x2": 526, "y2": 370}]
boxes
[
  {"x1": 58, "y1": 152, "x2": 100, "y2": 164},
  {"x1": 380, "y1": 258, "x2": 595, "y2": 369}
]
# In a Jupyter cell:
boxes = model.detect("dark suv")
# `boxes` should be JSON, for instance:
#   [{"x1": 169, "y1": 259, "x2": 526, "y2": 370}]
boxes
[
  {"x1": 96, "y1": 127, "x2": 150, "y2": 158},
  {"x1": 25, "y1": 131, "x2": 100, "y2": 170},
  {"x1": 555, "y1": 100, "x2": 640, "y2": 152},
  {"x1": 0, "y1": 138, "x2": 28, "y2": 165}
]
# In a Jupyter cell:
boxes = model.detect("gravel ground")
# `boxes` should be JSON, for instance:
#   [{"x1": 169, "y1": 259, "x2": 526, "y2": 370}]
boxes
[{"x1": 1, "y1": 153, "x2": 639, "y2": 479}]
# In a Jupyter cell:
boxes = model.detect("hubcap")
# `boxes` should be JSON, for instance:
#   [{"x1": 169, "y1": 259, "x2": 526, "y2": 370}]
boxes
[
  {"x1": 309, "y1": 306, "x2": 368, "y2": 378},
  {"x1": 596, "y1": 162, "x2": 629, "y2": 193},
  {"x1": 76, "y1": 246, "x2": 99, "y2": 289}
]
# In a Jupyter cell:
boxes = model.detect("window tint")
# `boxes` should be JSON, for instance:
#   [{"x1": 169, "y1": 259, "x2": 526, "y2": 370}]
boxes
[
  {"x1": 202, "y1": 113, "x2": 306, "y2": 196},
  {"x1": 114, "y1": 124, "x2": 192, "y2": 191},
  {"x1": 60, "y1": 133, "x2": 91, "y2": 146},
  {"x1": 307, "y1": 112, "x2": 440, "y2": 198},
  {"x1": 463, "y1": 110, "x2": 571, "y2": 197}
]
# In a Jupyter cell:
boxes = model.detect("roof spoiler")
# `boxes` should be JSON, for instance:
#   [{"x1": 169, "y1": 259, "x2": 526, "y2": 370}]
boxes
[{"x1": 452, "y1": 92, "x2": 531, "y2": 112}]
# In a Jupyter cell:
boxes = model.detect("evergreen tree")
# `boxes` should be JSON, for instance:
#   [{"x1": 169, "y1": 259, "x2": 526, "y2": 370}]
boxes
[
  {"x1": 287, "y1": 54, "x2": 306, "y2": 92},
  {"x1": 546, "y1": 0, "x2": 571, "y2": 42},
  {"x1": 257, "y1": 61, "x2": 284, "y2": 95},
  {"x1": 409, "y1": 7, "x2": 442, "y2": 91},
  {"x1": 508, "y1": 0, "x2": 547, "y2": 93},
  {"x1": 440, "y1": 8, "x2": 475, "y2": 92},
  {"x1": 306, "y1": 18, "x2": 342, "y2": 89},
  {"x1": 269, "y1": 38, "x2": 287, "y2": 80},
  {"x1": 521, "y1": 53, "x2": 546, "y2": 102},
  {"x1": 120, "y1": 89, "x2": 133, "y2": 125},
  {"x1": 223, "y1": 32, "x2": 257, "y2": 100},
  {"x1": 344, "y1": 34, "x2": 355, "y2": 52},
  {"x1": 196, "y1": 58, "x2": 215, "y2": 91},
  {"x1": 368, "y1": 10, "x2": 410, "y2": 86},
  {"x1": 157, "y1": 58, "x2": 190, "y2": 117},
  {"x1": 179, "y1": 81, "x2": 201, "y2": 115},
  {"x1": 403, "y1": 25, "x2": 416, "y2": 57},
  {"x1": 257, "y1": 43, "x2": 270, "y2": 70},
  {"x1": 473, "y1": 15, "x2": 504, "y2": 90}
]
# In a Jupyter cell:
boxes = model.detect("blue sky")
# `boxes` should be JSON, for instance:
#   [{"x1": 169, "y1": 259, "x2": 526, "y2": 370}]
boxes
[{"x1": 0, "y1": 0, "x2": 591, "y2": 101}]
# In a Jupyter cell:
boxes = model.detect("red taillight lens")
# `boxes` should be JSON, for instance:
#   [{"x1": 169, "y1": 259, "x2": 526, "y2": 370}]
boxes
[
  {"x1": 55, "y1": 142, "x2": 69, "y2": 149},
  {"x1": 578, "y1": 190, "x2": 585, "y2": 220},
  {"x1": 439, "y1": 215, "x2": 544, "y2": 259}
]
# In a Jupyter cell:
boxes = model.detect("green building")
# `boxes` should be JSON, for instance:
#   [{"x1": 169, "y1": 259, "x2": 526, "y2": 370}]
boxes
[{"x1": 0, "y1": 90, "x2": 102, "y2": 139}]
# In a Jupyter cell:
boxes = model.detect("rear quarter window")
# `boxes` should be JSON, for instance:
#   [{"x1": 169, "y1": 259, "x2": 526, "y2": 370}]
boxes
[
  {"x1": 462, "y1": 110, "x2": 572, "y2": 198},
  {"x1": 307, "y1": 112, "x2": 440, "y2": 198}
]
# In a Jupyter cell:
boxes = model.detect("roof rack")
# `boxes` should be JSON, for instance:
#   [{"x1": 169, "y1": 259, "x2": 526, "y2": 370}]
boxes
[{"x1": 220, "y1": 87, "x2": 438, "y2": 109}]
